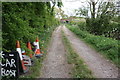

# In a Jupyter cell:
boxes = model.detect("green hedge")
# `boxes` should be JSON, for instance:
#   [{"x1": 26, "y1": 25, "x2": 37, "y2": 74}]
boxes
[
  {"x1": 2, "y1": 2, "x2": 59, "y2": 53},
  {"x1": 67, "y1": 24, "x2": 119, "y2": 68}
]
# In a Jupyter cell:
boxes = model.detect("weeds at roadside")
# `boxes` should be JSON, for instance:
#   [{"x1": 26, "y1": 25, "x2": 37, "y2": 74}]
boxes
[{"x1": 62, "y1": 31, "x2": 94, "y2": 78}]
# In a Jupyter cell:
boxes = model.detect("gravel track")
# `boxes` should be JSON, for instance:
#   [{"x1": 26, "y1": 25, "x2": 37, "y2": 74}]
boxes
[{"x1": 40, "y1": 26, "x2": 72, "y2": 78}]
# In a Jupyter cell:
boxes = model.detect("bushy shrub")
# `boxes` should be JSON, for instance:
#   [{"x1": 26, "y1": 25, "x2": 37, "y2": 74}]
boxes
[
  {"x1": 78, "y1": 21, "x2": 86, "y2": 31},
  {"x1": 80, "y1": 17, "x2": 120, "y2": 40},
  {"x1": 103, "y1": 22, "x2": 120, "y2": 40}
]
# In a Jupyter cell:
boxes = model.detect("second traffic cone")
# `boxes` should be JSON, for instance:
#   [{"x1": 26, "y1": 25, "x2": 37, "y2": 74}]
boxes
[
  {"x1": 27, "y1": 41, "x2": 33, "y2": 58},
  {"x1": 16, "y1": 40, "x2": 28, "y2": 73},
  {"x1": 35, "y1": 37, "x2": 42, "y2": 57}
]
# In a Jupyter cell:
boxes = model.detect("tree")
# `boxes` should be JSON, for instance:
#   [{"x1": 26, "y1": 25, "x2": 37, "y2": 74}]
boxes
[
  {"x1": 51, "y1": 0, "x2": 63, "y2": 15},
  {"x1": 75, "y1": 0, "x2": 119, "y2": 37},
  {"x1": 75, "y1": 7, "x2": 88, "y2": 17}
]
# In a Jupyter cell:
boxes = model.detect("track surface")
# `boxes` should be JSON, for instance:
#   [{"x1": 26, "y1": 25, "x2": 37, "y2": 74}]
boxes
[{"x1": 40, "y1": 26, "x2": 72, "y2": 78}]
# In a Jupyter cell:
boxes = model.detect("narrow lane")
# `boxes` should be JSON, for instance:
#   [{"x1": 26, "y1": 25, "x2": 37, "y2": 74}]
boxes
[{"x1": 40, "y1": 26, "x2": 71, "y2": 78}]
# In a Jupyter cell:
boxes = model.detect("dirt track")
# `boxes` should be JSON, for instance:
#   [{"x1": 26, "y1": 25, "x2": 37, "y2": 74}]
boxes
[
  {"x1": 40, "y1": 25, "x2": 118, "y2": 78},
  {"x1": 40, "y1": 26, "x2": 72, "y2": 78},
  {"x1": 62, "y1": 25, "x2": 118, "y2": 78}
]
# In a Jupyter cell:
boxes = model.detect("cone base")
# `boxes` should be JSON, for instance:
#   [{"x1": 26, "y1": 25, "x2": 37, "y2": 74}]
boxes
[
  {"x1": 35, "y1": 49, "x2": 41, "y2": 55},
  {"x1": 35, "y1": 53, "x2": 43, "y2": 58}
]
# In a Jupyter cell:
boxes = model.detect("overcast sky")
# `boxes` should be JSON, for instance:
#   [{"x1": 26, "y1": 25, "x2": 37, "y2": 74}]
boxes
[
  {"x1": 60, "y1": 0, "x2": 119, "y2": 17},
  {"x1": 61, "y1": 0, "x2": 88, "y2": 16}
]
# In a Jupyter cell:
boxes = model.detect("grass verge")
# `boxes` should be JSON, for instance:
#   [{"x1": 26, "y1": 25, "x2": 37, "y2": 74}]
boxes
[
  {"x1": 66, "y1": 24, "x2": 119, "y2": 68},
  {"x1": 62, "y1": 31, "x2": 94, "y2": 78}
]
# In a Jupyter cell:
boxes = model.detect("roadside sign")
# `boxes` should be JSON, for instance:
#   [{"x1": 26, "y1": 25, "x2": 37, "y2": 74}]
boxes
[{"x1": 1, "y1": 51, "x2": 20, "y2": 78}]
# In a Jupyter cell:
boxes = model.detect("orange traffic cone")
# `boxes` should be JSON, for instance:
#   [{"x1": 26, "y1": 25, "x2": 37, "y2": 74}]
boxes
[
  {"x1": 16, "y1": 40, "x2": 28, "y2": 73},
  {"x1": 35, "y1": 37, "x2": 42, "y2": 57},
  {"x1": 27, "y1": 41, "x2": 33, "y2": 58}
]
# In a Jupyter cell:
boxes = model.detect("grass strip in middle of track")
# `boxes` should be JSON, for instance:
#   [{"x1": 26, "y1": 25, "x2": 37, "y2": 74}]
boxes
[{"x1": 62, "y1": 31, "x2": 94, "y2": 78}]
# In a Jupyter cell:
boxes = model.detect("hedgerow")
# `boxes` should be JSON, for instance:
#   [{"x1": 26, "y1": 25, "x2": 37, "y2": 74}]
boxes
[{"x1": 2, "y1": 2, "x2": 60, "y2": 53}]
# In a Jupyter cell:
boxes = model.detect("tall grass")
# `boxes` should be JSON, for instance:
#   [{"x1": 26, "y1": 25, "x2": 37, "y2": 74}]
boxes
[{"x1": 66, "y1": 24, "x2": 119, "y2": 68}]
